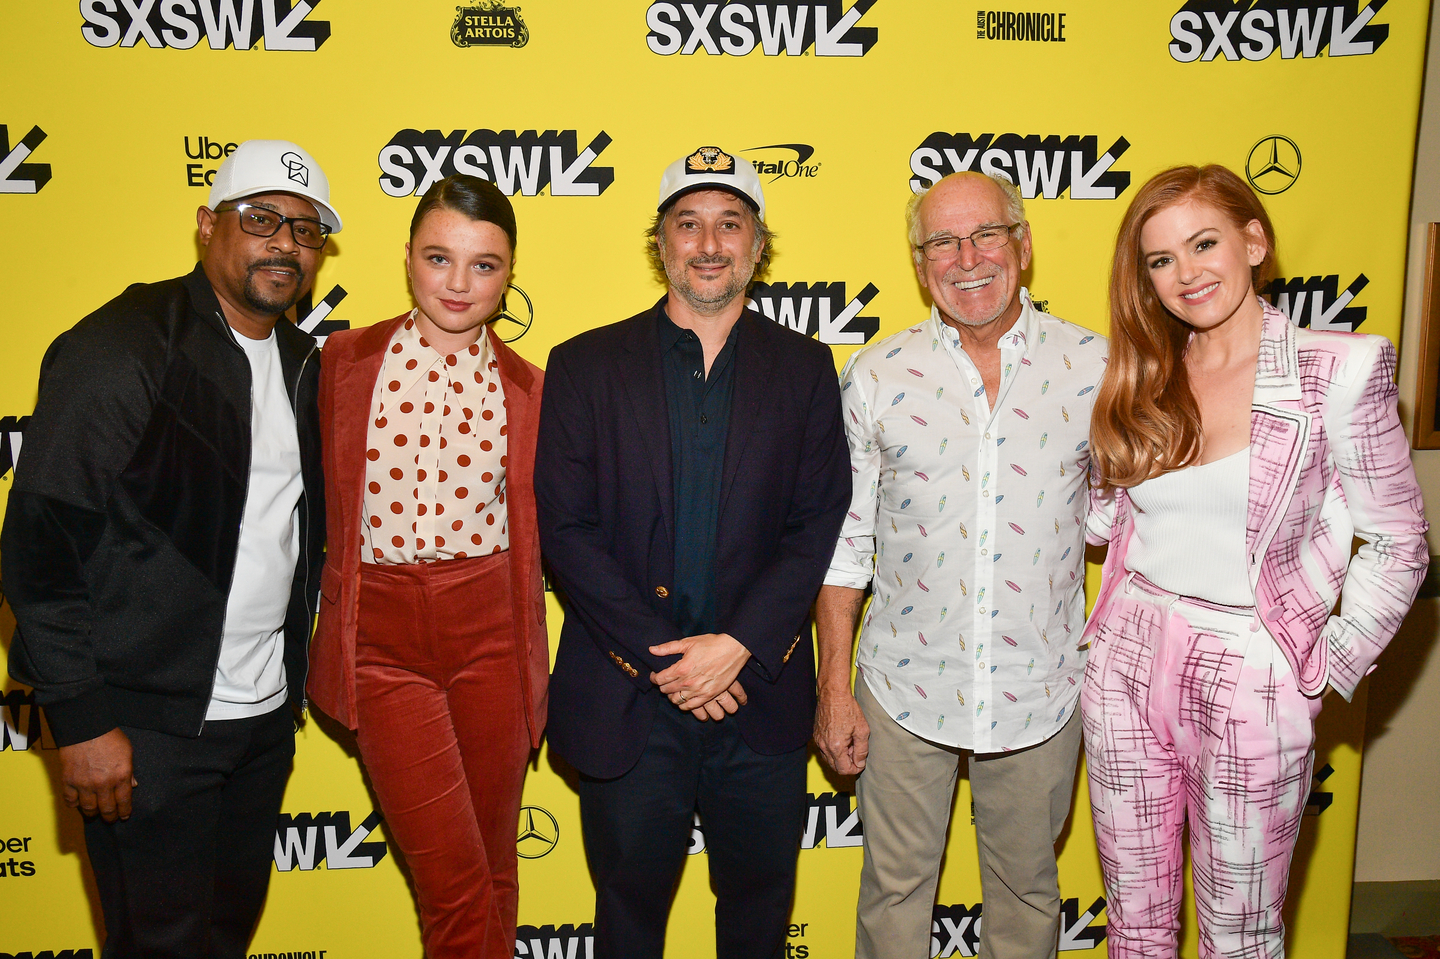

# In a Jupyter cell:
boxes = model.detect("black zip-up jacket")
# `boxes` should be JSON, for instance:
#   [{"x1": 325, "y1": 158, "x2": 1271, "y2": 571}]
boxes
[{"x1": 3, "y1": 265, "x2": 325, "y2": 745}]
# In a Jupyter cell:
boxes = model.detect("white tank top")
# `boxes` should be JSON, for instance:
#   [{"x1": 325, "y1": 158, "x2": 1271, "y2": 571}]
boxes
[{"x1": 1125, "y1": 446, "x2": 1252, "y2": 607}]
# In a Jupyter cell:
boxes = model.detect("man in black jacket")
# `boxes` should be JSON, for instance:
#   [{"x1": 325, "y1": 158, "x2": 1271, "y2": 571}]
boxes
[
  {"x1": 3, "y1": 139, "x2": 338, "y2": 957},
  {"x1": 536, "y1": 146, "x2": 850, "y2": 959}
]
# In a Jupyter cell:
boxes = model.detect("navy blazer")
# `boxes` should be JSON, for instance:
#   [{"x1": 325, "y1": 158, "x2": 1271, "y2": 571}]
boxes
[{"x1": 536, "y1": 299, "x2": 851, "y2": 779}]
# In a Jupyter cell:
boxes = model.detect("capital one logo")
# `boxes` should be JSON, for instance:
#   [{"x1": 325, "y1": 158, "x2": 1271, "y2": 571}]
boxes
[
  {"x1": 931, "y1": 897, "x2": 1105, "y2": 956},
  {"x1": 80, "y1": 0, "x2": 330, "y2": 50},
  {"x1": 749, "y1": 283, "x2": 880, "y2": 346},
  {"x1": 1168, "y1": 0, "x2": 1388, "y2": 62},
  {"x1": 909, "y1": 134, "x2": 1131, "y2": 200},
  {"x1": 378, "y1": 129, "x2": 615, "y2": 198},
  {"x1": 0, "y1": 952, "x2": 94, "y2": 959},
  {"x1": 0, "y1": 126, "x2": 52, "y2": 194},
  {"x1": 272, "y1": 810, "x2": 388, "y2": 871},
  {"x1": 645, "y1": 0, "x2": 878, "y2": 56}
]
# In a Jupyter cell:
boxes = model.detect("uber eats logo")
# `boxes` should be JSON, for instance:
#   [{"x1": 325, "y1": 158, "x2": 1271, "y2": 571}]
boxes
[
  {"x1": 378, "y1": 130, "x2": 615, "y2": 198},
  {"x1": 748, "y1": 283, "x2": 880, "y2": 346},
  {"x1": 932, "y1": 897, "x2": 1106, "y2": 956},
  {"x1": 645, "y1": 0, "x2": 878, "y2": 56},
  {"x1": 514, "y1": 924, "x2": 593, "y2": 959},
  {"x1": 272, "y1": 810, "x2": 388, "y2": 871},
  {"x1": 1168, "y1": 0, "x2": 1388, "y2": 62},
  {"x1": 80, "y1": 0, "x2": 330, "y2": 50},
  {"x1": 910, "y1": 133, "x2": 1131, "y2": 200}
]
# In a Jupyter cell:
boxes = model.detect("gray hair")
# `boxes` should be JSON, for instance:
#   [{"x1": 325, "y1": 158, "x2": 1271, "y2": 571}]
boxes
[{"x1": 906, "y1": 171, "x2": 1027, "y2": 258}]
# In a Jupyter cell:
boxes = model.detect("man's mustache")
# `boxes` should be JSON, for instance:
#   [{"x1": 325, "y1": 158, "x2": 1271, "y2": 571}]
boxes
[{"x1": 247, "y1": 256, "x2": 305, "y2": 279}]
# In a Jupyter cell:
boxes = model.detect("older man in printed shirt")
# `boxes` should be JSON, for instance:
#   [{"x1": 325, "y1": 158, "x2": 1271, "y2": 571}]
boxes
[{"x1": 814, "y1": 171, "x2": 1107, "y2": 959}]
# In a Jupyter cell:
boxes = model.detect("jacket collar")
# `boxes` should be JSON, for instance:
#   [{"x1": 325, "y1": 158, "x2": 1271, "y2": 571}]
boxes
[
  {"x1": 182, "y1": 262, "x2": 316, "y2": 387},
  {"x1": 1253, "y1": 297, "x2": 1302, "y2": 406}
]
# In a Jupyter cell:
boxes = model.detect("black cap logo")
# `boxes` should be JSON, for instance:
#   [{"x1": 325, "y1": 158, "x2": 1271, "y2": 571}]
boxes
[{"x1": 281, "y1": 151, "x2": 310, "y2": 186}]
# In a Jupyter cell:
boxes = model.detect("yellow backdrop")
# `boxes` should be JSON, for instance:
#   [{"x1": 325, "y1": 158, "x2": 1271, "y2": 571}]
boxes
[{"x1": 0, "y1": 1, "x2": 1426, "y2": 956}]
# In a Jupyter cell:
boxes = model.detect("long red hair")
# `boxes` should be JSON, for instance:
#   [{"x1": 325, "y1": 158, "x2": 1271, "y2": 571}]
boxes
[{"x1": 1091, "y1": 165, "x2": 1276, "y2": 490}]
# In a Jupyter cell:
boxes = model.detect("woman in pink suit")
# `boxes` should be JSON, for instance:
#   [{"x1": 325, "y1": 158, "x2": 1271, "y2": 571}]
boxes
[
  {"x1": 307, "y1": 174, "x2": 547, "y2": 958},
  {"x1": 1083, "y1": 164, "x2": 1427, "y2": 959}
]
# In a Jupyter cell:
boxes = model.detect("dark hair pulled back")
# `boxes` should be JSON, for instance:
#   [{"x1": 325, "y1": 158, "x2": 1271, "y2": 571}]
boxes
[{"x1": 409, "y1": 174, "x2": 517, "y2": 252}]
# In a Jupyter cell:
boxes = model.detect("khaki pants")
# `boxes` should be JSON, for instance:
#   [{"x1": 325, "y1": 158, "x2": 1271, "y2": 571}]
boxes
[{"x1": 854, "y1": 677, "x2": 1082, "y2": 959}]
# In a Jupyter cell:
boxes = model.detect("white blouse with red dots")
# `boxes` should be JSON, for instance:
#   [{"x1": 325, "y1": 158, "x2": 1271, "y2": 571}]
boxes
[{"x1": 361, "y1": 310, "x2": 509, "y2": 564}]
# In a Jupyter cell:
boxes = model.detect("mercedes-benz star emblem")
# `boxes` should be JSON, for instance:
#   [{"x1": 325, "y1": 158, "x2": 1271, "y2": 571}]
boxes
[
  {"x1": 495, "y1": 283, "x2": 534, "y2": 343},
  {"x1": 280, "y1": 151, "x2": 310, "y2": 187},
  {"x1": 516, "y1": 805, "x2": 559, "y2": 859},
  {"x1": 1245, "y1": 136, "x2": 1301, "y2": 195}
]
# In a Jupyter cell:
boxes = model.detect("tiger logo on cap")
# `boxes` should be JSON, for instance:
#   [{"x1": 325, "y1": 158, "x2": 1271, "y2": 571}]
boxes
[{"x1": 686, "y1": 146, "x2": 735, "y2": 174}]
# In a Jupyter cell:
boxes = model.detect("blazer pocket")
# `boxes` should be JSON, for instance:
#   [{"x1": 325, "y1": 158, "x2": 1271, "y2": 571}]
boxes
[{"x1": 319, "y1": 562, "x2": 343, "y2": 605}]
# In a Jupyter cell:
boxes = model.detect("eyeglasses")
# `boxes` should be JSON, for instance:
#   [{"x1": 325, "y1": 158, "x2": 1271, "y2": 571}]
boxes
[
  {"x1": 217, "y1": 202, "x2": 331, "y2": 250},
  {"x1": 918, "y1": 223, "x2": 1023, "y2": 261}
]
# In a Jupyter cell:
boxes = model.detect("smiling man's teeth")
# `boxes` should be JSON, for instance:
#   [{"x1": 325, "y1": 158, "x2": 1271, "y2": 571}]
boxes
[
  {"x1": 1183, "y1": 282, "x2": 1219, "y2": 299},
  {"x1": 955, "y1": 277, "x2": 993, "y2": 291}
]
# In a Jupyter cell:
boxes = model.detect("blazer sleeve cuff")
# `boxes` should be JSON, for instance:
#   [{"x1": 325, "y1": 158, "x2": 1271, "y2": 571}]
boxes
[{"x1": 40, "y1": 686, "x2": 118, "y2": 747}]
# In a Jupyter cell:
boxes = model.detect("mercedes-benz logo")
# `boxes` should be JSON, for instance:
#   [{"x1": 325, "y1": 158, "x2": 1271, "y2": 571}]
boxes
[
  {"x1": 280, "y1": 151, "x2": 310, "y2": 187},
  {"x1": 1245, "y1": 136, "x2": 1301, "y2": 195},
  {"x1": 494, "y1": 283, "x2": 534, "y2": 343},
  {"x1": 516, "y1": 805, "x2": 558, "y2": 859}
]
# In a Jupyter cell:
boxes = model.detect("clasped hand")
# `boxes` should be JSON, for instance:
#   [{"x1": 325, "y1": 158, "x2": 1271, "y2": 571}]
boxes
[{"x1": 649, "y1": 632, "x2": 751, "y2": 721}]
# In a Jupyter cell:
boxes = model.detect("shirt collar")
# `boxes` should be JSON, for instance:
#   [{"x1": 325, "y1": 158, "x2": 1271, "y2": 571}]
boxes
[{"x1": 928, "y1": 286, "x2": 1039, "y2": 355}]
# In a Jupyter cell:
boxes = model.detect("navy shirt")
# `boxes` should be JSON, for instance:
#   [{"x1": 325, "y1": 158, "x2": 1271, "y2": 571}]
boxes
[{"x1": 659, "y1": 309, "x2": 739, "y2": 637}]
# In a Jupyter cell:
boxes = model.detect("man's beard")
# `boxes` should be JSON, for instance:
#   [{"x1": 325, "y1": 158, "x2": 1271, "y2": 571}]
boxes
[
  {"x1": 242, "y1": 256, "x2": 307, "y2": 315},
  {"x1": 666, "y1": 252, "x2": 754, "y2": 316}
]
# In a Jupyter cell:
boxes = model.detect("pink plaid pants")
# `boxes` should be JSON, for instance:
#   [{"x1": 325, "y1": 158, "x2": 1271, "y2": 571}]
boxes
[{"x1": 1080, "y1": 573, "x2": 1323, "y2": 959}]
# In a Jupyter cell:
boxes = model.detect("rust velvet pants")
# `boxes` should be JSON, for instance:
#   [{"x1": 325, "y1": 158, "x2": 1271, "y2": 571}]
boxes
[{"x1": 354, "y1": 552, "x2": 529, "y2": 959}]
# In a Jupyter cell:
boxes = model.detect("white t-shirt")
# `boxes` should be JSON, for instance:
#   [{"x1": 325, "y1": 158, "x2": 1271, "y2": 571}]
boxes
[{"x1": 207, "y1": 328, "x2": 304, "y2": 721}]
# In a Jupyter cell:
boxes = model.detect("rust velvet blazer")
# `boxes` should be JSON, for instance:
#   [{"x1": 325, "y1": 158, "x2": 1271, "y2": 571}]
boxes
[{"x1": 307, "y1": 313, "x2": 549, "y2": 747}]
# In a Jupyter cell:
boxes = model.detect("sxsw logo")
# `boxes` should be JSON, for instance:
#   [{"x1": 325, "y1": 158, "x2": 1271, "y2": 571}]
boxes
[
  {"x1": 79, "y1": 0, "x2": 330, "y2": 50},
  {"x1": 1168, "y1": 0, "x2": 1388, "y2": 62},
  {"x1": 1306, "y1": 763, "x2": 1336, "y2": 815},
  {"x1": 909, "y1": 134, "x2": 1131, "y2": 200},
  {"x1": 273, "y1": 810, "x2": 388, "y2": 871},
  {"x1": 931, "y1": 897, "x2": 1105, "y2": 956},
  {"x1": 296, "y1": 285, "x2": 350, "y2": 347},
  {"x1": 0, "y1": 126, "x2": 52, "y2": 195},
  {"x1": 0, "y1": 952, "x2": 94, "y2": 959},
  {"x1": 749, "y1": 283, "x2": 880, "y2": 346},
  {"x1": 1263, "y1": 274, "x2": 1369, "y2": 331},
  {"x1": 2, "y1": 690, "x2": 56, "y2": 752},
  {"x1": 378, "y1": 130, "x2": 614, "y2": 198},
  {"x1": 514, "y1": 924, "x2": 593, "y2": 959},
  {"x1": 800, "y1": 790, "x2": 864, "y2": 848},
  {"x1": 1, "y1": 416, "x2": 30, "y2": 481},
  {"x1": 645, "y1": 0, "x2": 878, "y2": 56}
]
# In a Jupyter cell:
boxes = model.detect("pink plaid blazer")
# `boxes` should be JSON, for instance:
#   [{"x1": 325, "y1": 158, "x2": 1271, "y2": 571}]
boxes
[{"x1": 1086, "y1": 301, "x2": 1428, "y2": 700}]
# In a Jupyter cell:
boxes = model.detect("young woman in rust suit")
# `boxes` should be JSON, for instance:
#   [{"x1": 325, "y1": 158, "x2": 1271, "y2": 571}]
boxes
[{"x1": 307, "y1": 174, "x2": 547, "y2": 958}]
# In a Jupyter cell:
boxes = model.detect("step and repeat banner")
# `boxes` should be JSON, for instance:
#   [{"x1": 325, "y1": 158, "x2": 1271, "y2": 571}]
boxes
[{"x1": 0, "y1": 1, "x2": 1428, "y2": 957}]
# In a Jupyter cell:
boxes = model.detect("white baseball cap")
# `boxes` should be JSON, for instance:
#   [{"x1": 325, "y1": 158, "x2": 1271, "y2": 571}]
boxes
[
  {"x1": 657, "y1": 145, "x2": 765, "y2": 219},
  {"x1": 208, "y1": 139, "x2": 343, "y2": 233}
]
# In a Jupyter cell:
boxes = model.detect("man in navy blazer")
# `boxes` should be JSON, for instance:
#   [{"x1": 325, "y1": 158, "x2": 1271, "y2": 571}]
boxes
[{"x1": 536, "y1": 146, "x2": 850, "y2": 959}]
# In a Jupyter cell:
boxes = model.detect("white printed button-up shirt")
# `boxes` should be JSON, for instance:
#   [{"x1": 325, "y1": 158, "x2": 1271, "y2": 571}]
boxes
[{"x1": 825, "y1": 291, "x2": 1107, "y2": 752}]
